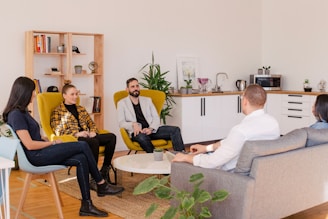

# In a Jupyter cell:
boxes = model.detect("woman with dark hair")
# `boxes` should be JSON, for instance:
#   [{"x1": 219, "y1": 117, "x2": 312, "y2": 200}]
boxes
[
  {"x1": 50, "y1": 83, "x2": 117, "y2": 188},
  {"x1": 3, "y1": 76, "x2": 124, "y2": 217},
  {"x1": 310, "y1": 94, "x2": 328, "y2": 129}
]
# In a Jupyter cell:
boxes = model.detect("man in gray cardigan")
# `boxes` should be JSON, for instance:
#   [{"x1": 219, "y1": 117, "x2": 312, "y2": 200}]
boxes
[{"x1": 117, "y1": 77, "x2": 185, "y2": 152}]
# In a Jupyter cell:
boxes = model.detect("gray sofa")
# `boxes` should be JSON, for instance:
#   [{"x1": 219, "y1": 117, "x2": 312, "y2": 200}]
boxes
[{"x1": 171, "y1": 128, "x2": 328, "y2": 219}]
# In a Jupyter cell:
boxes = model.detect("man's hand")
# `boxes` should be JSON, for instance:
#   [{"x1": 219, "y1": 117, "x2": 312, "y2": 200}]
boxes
[
  {"x1": 141, "y1": 128, "x2": 153, "y2": 135},
  {"x1": 190, "y1": 144, "x2": 207, "y2": 154},
  {"x1": 133, "y1": 122, "x2": 142, "y2": 136},
  {"x1": 172, "y1": 153, "x2": 194, "y2": 164}
]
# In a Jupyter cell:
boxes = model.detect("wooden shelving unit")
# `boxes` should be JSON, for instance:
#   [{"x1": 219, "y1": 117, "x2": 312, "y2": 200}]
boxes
[{"x1": 25, "y1": 30, "x2": 104, "y2": 129}]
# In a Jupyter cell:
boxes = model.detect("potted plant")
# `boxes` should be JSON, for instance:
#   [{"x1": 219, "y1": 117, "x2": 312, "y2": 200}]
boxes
[
  {"x1": 303, "y1": 79, "x2": 312, "y2": 92},
  {"x1": 74, "y1": 65, "x2": 82, "y2": 74},
  {"x1": 184, "y1": 77, "x2": 193, "y2": 94},
  {"x1": 133, "y1": 173, "x2": 229, "y2": 219},
  {"x1": 263, "y1": 66, "x2": 271, "y2": 75},
  {"x1": 139, "y1": 52, "x2": 175, "y2": 124},
  {"x1": 153, "y1": 148, "x2": 164, "y2": 161}
]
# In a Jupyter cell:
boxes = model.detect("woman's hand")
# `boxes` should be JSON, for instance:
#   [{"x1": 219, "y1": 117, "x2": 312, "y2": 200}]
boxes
[
  {"x1": 88, "y1": 131, "x2": 97, "y2": 138},
  {"x1": 75, "y1": 131, "x2": 89, "y2": 138}
]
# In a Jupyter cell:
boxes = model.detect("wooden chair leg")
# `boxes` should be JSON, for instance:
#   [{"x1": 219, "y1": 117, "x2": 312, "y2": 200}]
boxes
[
  {"x1": 15, "y1": 173, "x2": 32, "y2": 219},
  {"x1": 48, "y1": 172, "x2": 64, "y2": 219}
]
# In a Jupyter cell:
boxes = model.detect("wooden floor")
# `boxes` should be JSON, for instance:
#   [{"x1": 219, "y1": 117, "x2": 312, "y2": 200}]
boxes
[{"x1": 7, "y1": 149, "x2": 328, "y2": 219}]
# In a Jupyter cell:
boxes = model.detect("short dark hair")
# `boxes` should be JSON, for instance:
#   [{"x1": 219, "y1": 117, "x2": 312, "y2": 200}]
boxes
[
  {"x1": 126, "y1": 77, "x2": 138, "y2": 87},
  {"x1": 314, "y1": 94, "x2": 328, "y2": 122},
  {"x1": 243, "y1": 84, "x2": 267, "y2": 106}
]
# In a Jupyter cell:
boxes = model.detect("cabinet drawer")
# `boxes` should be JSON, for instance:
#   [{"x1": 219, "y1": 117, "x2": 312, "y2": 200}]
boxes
[
  {"x1": 282, "y1": 101, "x2": 311, "y2": 110},
  {"x1": 282, "y1": 94, "x2": 311, "y2": 102},
  {"x1": 281, "y1": 107, "x2": 311, "y2": 117}
]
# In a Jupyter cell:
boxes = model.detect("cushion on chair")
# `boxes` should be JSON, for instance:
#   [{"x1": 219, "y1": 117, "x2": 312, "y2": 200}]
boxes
[
  {"x1": 235, "y1": 128, "x2": 307, "y2": 175},
  {"x1": 303, "y1": 127, "x2": 328, "y2": 147}
]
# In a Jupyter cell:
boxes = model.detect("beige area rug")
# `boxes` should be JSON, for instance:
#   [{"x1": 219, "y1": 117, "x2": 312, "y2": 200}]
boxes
[{"x1": 53, "y1": 168, "x2": 170, "y2": 219}]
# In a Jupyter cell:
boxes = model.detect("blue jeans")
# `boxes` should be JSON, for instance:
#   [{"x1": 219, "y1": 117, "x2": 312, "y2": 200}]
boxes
[
  {"x1": 131, "y1": 125, "x2": 185, "y2": 153},
  {"x1": 26, "y1": 141, "x2": 102, "y2": 200}
]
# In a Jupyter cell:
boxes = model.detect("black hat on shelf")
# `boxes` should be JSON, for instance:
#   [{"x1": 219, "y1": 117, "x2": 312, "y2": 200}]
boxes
[{"x1": 47, "y1": 86, "x2": 59, "y2": 92}]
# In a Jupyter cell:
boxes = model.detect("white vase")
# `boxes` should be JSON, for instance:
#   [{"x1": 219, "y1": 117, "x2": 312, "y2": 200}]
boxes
[{"x1": 153, "y1": 150, "x2": 163, "y2": 161}]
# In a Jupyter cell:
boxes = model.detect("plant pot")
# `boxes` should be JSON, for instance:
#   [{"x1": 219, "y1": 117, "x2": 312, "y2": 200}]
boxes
[
  {"x1": 74, "y1": 65, "x2": 82, "y2": 74},
  {"x1": 265, "y1": 69, "x2": 270, "y2": 75},
  {"x1": 180, "y1": 87, "x2": 187, "y2": 94},
  {"x1": 187, "y1": 87, "x2": 193, "y2": 94},
  {"x1": 153, "y1": 149, "x2": 163, "y2": 161}
]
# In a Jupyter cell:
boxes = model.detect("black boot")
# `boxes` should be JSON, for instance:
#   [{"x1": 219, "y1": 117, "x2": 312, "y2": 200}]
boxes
[
  {"x1": 100, "y1": 165, "x2": 111, "y2": 183},
  {"x1": 97, "y1": 181, "x2": 124, "y2": 197},
  {"x1": 79, "y1": 199, "x2": 108, "y2": 217}
]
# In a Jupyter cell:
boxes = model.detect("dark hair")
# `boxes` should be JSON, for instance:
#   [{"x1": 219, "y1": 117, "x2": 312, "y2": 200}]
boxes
[
  {"x1": 126, "y1": 77, "x2": 138, "y2": 87},
  {"x1": 314, "y1": 94, "x2": 328, "y2": 122},
  {"x1": 3, "y1": 76, "x2": 36, "y2": 122},
  {"x1": 62, "y1": 83, "x2": 76, "y2": 94},
  {"x1": 243, "y1": 84, "x2": 267, "y2": 106}
]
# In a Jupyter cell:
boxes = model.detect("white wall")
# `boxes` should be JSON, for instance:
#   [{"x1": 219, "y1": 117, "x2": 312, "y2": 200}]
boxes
[
  {"x1": 0, "y1": 0, "x2": 261, "y2": 150},
  {"x1": 262, "y1": 0, "x2": 328, "y2": 91}
]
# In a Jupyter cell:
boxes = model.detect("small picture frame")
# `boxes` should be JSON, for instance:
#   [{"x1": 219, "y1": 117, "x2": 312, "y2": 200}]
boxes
[{"x1": 176, "y1": 56, "x2": 199, "y2": 89}]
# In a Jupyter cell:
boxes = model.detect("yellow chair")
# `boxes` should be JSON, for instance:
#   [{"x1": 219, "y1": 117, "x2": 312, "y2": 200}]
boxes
[
  {"x1": 113, "y1": 89, "x2": 173, "y2": 154},
  {"x1": 37, "y1": 92, "x2": 117, "y2": 183}
]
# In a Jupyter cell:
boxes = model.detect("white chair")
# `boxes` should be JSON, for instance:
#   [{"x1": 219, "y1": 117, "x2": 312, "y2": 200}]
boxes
[
  {"x1": 6, "y1": 126, "x2": 67, "y2": 219},
  {"x1": 0, "y1": 136, "x2": 19, "y2": 219}
]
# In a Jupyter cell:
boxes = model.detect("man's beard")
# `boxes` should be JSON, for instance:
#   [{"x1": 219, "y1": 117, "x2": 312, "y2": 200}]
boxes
[{"x1": 129, "y1": 90, "x2": 140, "y2": 97}]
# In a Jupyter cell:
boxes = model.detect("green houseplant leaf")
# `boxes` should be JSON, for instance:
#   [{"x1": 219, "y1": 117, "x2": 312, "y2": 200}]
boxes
[{"x1": 133, "y1": 173, "x2": 229, "y2": 219}]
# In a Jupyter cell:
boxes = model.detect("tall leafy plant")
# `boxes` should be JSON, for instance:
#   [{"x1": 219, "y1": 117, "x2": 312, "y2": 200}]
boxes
[{"x1": 139, "y1": 53, "x2": 175, "y2": 124}]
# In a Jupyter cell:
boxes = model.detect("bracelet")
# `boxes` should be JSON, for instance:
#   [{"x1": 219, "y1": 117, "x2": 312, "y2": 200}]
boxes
[{"x1": 206, "y1": 144, "x2": 214, "y2": 152}]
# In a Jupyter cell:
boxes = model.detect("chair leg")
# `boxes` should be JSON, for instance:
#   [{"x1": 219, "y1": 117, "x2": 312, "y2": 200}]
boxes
[
  {"x1": 47, "y1": 172, "x2": 64, "y2": 219},
  {"x1": 67, "y1": 166, "x2": 73, "y2": 175},
  {"x1": 110, "y1": 164, "x2": 117, "y2": 185},
  {"x1": 127, "y1": 150, "x2": 132, "y2": 155},
  {"x1": 15, "y1": 173, "x2": 32, "y2": 219}
]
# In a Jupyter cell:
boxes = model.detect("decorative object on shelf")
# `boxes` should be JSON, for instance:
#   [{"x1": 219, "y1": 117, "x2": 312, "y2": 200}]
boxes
[
  {"x1": 46, "y1": 86, "x2": 59, "y2": 92},
  {"x1": 318, "y1": 79, "x2": 327, "y2": 92},
  {"x1": 133, "y1": 173, "x2": 229, "y2": 219},
  {"x1": 179, "y1": 87, "x2": 187, "y2": 94},
  {"x1": 72, "y1": 46, "x2": 80, "y2": 53},
  {"x1": 91, "y1": 96, "x2": 101, "y2": 113},
  {"x1": 184, "y1": 75, "x2": 193, "y2": 94},
  {"x1": 153, "y1": 148, "x2": 163, "y2": 161},
  {"x1": 74, "y1": 65, "x2": 82, "y2": 74},
  {"x1": 177, "y1": 56, "x2": 199, "y2": 89},
  {"x1": 303, "y1": 79, "x2": 312, "y2": 92},
  {"x1": 57, "y1": 44, "x2": 65, "y2": 53},
  {"x1": 258, "y1": 68, "x2": 263, "y2": 75},
  {"x1": 263, "y1": 66, "x2": 271, "y2": 75},
  {"x1": 88, "y1": 61, "x2": 98, "y2": 73},
  {"x1": 51, "y1": 67, "x2": 59, "y2": 72},
  {"x1": 139, "y1": 52, "x2": 174, "y2": 125},
  {"x1": 197, "y1": 77, "x2": 212, "y2": 93}
]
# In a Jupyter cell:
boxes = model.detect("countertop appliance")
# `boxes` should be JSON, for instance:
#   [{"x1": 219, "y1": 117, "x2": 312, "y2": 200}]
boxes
[
  {"x1": 236, "y1": 80, "x2": 247, "y2": 91},
  {"x1": 250, "y1": 74, "x2": 282, "y2": 90}
]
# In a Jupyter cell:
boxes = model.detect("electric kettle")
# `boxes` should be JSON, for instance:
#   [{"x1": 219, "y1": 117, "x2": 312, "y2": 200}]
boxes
[{"x1": 236, "y1": 80, "x2": 247, "y2": 91}]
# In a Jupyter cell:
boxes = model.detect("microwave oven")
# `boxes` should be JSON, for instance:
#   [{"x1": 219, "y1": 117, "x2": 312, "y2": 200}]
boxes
[{"x1": 249, "y1": 74, "x2": 282, "y2": 90}]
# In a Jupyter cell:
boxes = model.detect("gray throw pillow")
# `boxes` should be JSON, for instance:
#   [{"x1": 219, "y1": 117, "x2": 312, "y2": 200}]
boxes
[
  {"x1": 234, "y1": 128, "x2": 307, "y2": 175},
  {"x1": 304, "y1": 127, "x2": 328, "y2": 147}
]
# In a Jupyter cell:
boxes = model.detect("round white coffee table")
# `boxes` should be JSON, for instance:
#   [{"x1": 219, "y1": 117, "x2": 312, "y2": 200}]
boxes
[{"x1": 113, "y1": 153, "x2": 171, "y2": 175}]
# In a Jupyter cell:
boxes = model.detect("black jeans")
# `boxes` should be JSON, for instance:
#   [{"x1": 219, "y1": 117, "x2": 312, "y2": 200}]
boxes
[
  {"x1": 78, "y1": 133, "x2": 116, "y2": 168},
  {"x1": 27, "y1": 141, "x2": 102, "y2": 200},
  {"x1": 132, "y1": 125, "x2": 185, "y2": 153}
]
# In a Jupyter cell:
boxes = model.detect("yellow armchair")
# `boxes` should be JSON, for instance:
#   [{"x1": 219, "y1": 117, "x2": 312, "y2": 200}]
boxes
[
  {"x1": 113, "y1": 89, "x2": 173, "y2": 154},
  {"x1": 36, "y1": 92, "x2": 105, "y2": 155}
]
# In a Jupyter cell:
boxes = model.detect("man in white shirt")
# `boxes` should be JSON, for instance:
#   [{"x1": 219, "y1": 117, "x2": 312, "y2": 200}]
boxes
[{"x1": 172, "y1": 84, "x2": 280, "y2": 170}]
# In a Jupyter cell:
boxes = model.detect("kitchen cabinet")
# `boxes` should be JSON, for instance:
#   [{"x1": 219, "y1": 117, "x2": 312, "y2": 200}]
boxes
[
  {"x1": 167, "y1": 94, "x2": 244, "y2": 144},
  {"x1": 266, "y1": 93, "x2": 317, "y2": 135}
]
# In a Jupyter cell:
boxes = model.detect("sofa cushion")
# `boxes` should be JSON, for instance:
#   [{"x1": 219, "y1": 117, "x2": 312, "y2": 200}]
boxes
[
  {"x1": 234, "y1": 128, "x2": 307, "y2": 175},
  {"x1": 304, "y1": 127, "x2": 328, "y2": 147}
]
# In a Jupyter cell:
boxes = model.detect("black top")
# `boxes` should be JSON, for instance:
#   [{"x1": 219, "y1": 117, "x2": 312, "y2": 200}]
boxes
[
  {"x1": 132, "y1": 102, "x2": 149, "y2": 129},
  {"x1": 64, "y1": 103, "x2": 82, "y2": 131}
]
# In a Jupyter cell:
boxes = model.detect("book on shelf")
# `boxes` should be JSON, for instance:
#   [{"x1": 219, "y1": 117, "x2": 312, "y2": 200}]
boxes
[
  {"x1": 34, "y1": 34, "x2": 51, "y2": 53},
  {"x1": 33, "y1": 79, "x2": 42, "y2": 94}
]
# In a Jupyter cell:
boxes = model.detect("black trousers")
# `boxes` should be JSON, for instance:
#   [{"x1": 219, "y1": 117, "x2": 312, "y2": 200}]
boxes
[{"x1": 78, "y1": 133, "x2": 116, "y2": 168}]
